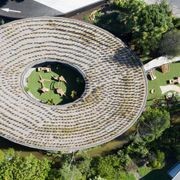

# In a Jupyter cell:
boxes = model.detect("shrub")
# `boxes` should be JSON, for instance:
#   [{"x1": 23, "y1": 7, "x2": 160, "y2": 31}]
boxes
[{"x1": 159, "y1": 29, "x2": 180, "y2": 56}]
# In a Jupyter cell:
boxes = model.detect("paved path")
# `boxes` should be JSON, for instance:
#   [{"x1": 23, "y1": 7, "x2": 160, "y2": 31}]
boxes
[
  {"x1": 160, "y1": 85, "x2": 180, "y2": 94},
  {"x1": 145, "y1": 0, "x2": 180, "y2": 17},
  {"x1": 144, "y1": 56, "x2": 180, "y2": 72}
]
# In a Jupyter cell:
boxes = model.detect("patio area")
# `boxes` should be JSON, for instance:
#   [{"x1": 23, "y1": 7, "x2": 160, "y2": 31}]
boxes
[{"x1": 147, "y1": 62, "x2": 180, "y2": 105}]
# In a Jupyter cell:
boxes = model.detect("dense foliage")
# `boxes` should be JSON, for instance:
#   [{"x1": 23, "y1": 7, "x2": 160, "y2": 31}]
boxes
[
  {"x1": 0, "y1": 149, "x2": 50, "y2": 180},
  {"x1": 0, "y1": 1, "x2": 178, "y2": 179},
  {"x1": 138, "y1": 108, "x2": 170, "y2": 142},
  {"x1": 159, "y1": 29, "x2": 180, "y2": 56},
  {"x1": 94, "y1": 0, "x2": 174, "y2": 56},
  {"x1": 0, "y1": 108, "x2": 175, "y2": 180}
]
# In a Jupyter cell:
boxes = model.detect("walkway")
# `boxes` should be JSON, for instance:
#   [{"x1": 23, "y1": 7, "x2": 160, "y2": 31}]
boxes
[
  {"x1": 160, "y1": 85, "x2": 180, "y2": 94},
  {"x1": 0, "y1": 0, "x2": 104, "y2": 19},
  {"x1": 144, "y1": 56, "x2": 180, "y2": 72}
]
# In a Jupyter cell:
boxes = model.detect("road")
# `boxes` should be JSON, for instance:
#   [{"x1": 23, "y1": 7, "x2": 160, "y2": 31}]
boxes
[{"x1": 0, "y1": 0, "x2": 104, "y2": 19}]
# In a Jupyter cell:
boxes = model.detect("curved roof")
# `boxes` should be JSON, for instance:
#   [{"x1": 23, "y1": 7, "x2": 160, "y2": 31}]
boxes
[{"x1": 0, "y1": 17, "x2": 147, "y2": 152}]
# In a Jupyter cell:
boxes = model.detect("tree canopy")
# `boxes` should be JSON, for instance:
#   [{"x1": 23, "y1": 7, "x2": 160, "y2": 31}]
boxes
[
  {"x1": 159, "y1": 29, "x2": 180, "y2": 56},
  {"x1": 94, "y1": 0, "x2": 174, "y2": 56},
  {"x1": 138, "y1": 108, "x2": 170, "y2": 143},
  {"x1": 0, "y1": 149, "x2": 50, "y2": 180}
]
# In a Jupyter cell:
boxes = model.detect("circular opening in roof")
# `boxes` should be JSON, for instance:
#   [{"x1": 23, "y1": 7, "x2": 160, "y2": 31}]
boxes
[{"x1": 23, "y1": 61, "x2": 85, "y2": 105}]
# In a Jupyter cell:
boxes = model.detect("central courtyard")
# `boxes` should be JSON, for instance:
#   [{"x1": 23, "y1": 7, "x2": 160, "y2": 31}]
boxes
[{"x1": 25, "y1": 61, "x2": 85, "y2": 105}]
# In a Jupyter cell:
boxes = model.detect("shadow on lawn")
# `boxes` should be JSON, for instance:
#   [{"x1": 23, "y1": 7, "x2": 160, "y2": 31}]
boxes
[{"x1": 140, "y1": 167, "x2": 171, "y2": 180}]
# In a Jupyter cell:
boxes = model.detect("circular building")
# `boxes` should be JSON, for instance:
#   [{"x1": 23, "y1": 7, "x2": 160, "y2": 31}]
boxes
[{"x1": 0, "y1": 17, "x2": 147, "y2": 152}]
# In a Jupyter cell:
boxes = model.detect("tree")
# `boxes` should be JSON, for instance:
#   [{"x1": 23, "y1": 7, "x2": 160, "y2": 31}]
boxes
[
  {"x1": 150, "y1": 150, "x2": 165, "y2": 169},
  {"x1": 93, "y1": 155, "x2": 121, "y2": 180},
  {"x1": 59, "y1": 163, "x2": 84, "y2": 180},
  {"x1": 133, "y1": 1, "x2": 174, "y2": 55},
  {"x1": 0, "y1": 151, "x2": 51, "y2": 180},
  {"x1": 0, "y1": 150, "x2": 5, "y2": 164},
  {"x1": 94, "y1": 0, "x2": 145, "y2": 40},
  {"x1": 94, "y1": 0, "x2": 174, "y2": 55},
  {"x1": 138, "y1": 108, "x2": 170, "y2": 143},
  {"x1": 173, "y1": 18, "x2": 180, "y2": 29},
  {"x1": 173, "y1": 143, "x2": 180, "y2": 161},
  {"x1": 77, "y1": 155, "x2": 92, "y2": 178},
  {"x1": 158, "y1": 29, "x2": 180, "y2": 56},
  {"x1": 127, "y1": 141, "x2": 149, "y2": 157}
]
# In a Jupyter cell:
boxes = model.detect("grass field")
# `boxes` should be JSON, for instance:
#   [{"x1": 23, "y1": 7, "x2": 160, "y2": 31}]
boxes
[
  {"x1": 27, "y1": 62, "x2": 85, "y2": 105},
  {"x1": 147, "y1": 62, "x2": 180, "y2": 106}
]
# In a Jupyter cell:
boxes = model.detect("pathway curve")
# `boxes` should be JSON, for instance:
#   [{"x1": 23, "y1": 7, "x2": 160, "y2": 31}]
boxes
[{"x1": 144, "y1": 56, "x2": 180, "y2": 72}]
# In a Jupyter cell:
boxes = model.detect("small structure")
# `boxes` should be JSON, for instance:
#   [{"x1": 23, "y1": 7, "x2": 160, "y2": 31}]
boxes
[
  {"x1": 161, "y1": 64, "x2": 169, "y2": 73},
  {"x1": 168, "y1": 77, "x2": 180, "y2": 85},
  {"x1": 174, "y1": 77, "x2": 180, "y2": 84},
  {"x1": 148, "y1": 69, "x2": 156, "y2": 80},
  {"x1": 55, "y1": 88, "x2": 66, "y2": 96},
  {"x1": 168, "y1": 163, "x2": 180, "y2": 180},
  {"x1": 38, "y1": 75, "x2": 50, "y2": 83},
  {"x1": 150, "y1": 89, "x2": 155, "y2": 94},
  {"x1": 39, "y1": 87, "x2": 49, "y2": 93},
  {"x1": 59, "y1": 76, "x2": 67, "y2": 83},
  {"x1": 37, "y1": 67, "x2": 51, "y2": 72},
  {"x1": 168, "y1": 79, "x2": 175, "y2": 84},
  {"x1": 52, "y1": 75, "x2": 67, "y2": 83}
]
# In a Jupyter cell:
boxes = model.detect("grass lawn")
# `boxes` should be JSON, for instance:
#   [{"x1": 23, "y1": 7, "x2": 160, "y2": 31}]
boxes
[
  {"x1": 27, "y1": 62, "x2": 85, "y2": 105},
  {"x1": 138, "y1": 166, "x2": 152, "y2": 177},
  {"x1": 119, "y1": 171, "x2": 136, "y2": 180},
  {"x1": 147, "y1": 62, "x2": 180, "y2": 106}
]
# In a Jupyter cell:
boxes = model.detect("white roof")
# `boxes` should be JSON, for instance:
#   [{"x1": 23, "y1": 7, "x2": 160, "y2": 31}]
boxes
[
  {"x1": 173, "y1": 171, "x2": 180, "y2": 180},
  {"x1": 34, "y1": 0, "x2": 103, "y2": 13},
  {"x1": 168, "y1": 163, "x2": 180, "y2": 178}
]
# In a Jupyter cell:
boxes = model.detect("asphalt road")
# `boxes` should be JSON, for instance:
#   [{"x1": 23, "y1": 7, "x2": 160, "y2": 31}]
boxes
[
  {"x1": 0, "y1": 0, "x2": 62, "y2": 19},
  {"x1": 0, "y1": 0, "x2": 104, "y2": 19}
]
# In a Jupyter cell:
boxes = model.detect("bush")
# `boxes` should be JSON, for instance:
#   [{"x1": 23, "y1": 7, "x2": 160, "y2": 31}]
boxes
[
  {"x1": 158, "y1": 29, "x2": 180, "y2": 56},
  {"x1": 0, "y1": 151, "x2": 51, "y2": 180},
  {"x1": 173, "y1": 18, "x2": 180, "y2": 29},
  {"x1": 133, "y1": 1, "x2": 173, "y2": 55},
  {"x1": 150, "y1": 150, "x2": 165, "y2": 169},
  {"x1": 138, "y1": 108, "x2": 170, "y2": 143}
]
